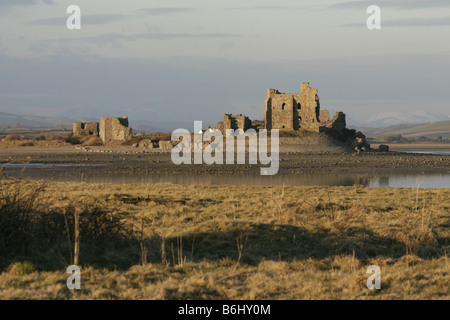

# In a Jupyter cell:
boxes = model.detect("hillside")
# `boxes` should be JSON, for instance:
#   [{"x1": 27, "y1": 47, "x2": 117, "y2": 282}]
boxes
[
  {"x1": 0, "y1": 112, "x2": 97, "y2": 130},
  {"x1": 365, "y1": 111, "x2": 448, "y2": 127},
  {"x1": 351, "y1": 121, "x2": 450, "y2": 139},
  {"x1": 0, "y1": 112, "x2": 196, "y2": 134}
]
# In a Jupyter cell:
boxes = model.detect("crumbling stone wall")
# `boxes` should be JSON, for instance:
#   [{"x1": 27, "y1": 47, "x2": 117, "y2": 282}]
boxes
[
  {"x1": 100, "y1": 117, "x2": 132, "y2": 144},
  {"x1": 216, "y1": 114, "x2": 253, "y2": 133},
  {"x1": 138, "y1": 139, "x2": 156, "y2": 149},
  {"x1": 224, "y1": 114, "x2": 252, "y2": 131},
  {"x1": 251, "y1": 120, "x2": 265, "y2": 131},
  {"x1": 326, "y1": 112, "x2": 346, "y2": 131},
  {"x1": 319, "y1": 110, "x2": 330, "y2": 124},
  {"x1": 72, "y1": 122, "x2": 99, "y2": 137},
  {"x1": 159, "y1": 141, "x2": 174, "y2": 150}
]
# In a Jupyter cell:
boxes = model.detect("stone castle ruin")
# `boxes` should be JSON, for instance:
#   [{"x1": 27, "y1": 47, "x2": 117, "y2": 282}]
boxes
[
  {"x1": 100, "y1": 117, "x2": 132, "y2": 144},
  {"x1": 216, "y1": 82, "x2": 370, "y2": 152},
  {"x1": 264, "y1": 82, "x2": 346, "y2": 132},
  {"x1": 71, "y1": 82, "x2": 372, "y2": 152},
  {"x1": 73, "y1": 116, "x2": 132, "y2": 144}
]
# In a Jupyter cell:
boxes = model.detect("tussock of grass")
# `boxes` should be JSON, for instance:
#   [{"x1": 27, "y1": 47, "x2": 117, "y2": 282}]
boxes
[
  {"x1": 0, "y1": 181, "x2": 134, "y2": 271},
  {"x1": 0, "y1": 179, "x2": 448, "y2": 299},
  {"x1": 7, "y1": 261, "x2": 35, "y2": 276}
]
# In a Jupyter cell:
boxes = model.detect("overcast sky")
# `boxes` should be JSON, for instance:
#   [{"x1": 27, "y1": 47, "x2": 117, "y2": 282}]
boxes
[{"x1": 0, "y1": 0, "x2": 449, "y2": 127}]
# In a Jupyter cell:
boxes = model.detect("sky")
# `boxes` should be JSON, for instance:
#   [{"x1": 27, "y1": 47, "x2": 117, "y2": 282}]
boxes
[{"x1": 0, "y1": 0, "x2": 449, "y2": 128}]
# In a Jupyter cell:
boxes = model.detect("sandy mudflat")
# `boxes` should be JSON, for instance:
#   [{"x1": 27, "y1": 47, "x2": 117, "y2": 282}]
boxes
[{"x1": 0, "y1": 144, "x2": 449, "y2": 179}]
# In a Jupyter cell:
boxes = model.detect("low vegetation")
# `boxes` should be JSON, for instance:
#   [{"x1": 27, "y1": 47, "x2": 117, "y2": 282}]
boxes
[
  {"x1": 385, "y1": 134, "x2": 449, "y2": 144},
  {"x1": 0, "y1": 179, "x2": 448, "y2": 299},
  {"x1": 0, "y1": 134, "x2": 70, "y2": 147},
  {"x1": 359, "y1": 120, "x2": 450, "y2": 140}
]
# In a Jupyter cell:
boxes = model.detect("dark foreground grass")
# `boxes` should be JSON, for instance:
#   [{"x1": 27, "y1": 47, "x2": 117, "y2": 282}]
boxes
[{"x1": 0, "y1": 179, "x2": 448, "y2": 299}]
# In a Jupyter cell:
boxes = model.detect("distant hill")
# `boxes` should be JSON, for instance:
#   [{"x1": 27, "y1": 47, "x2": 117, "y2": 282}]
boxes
[
  {"x1": 0, "y1": 111, "x2": 202, "y2": 134},
  {"x1": 352, "y1": 121, "x2": 450, "y2": 139},
  {"x1": 364, "y1": 111, "x2": 448, "y2": 127},
  {"x1": 0, "y1": 111, "x2": 96, "y2": 130}
]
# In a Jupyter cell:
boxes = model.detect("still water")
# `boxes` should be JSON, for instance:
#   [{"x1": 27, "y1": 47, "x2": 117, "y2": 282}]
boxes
[
  {"x1": 77, "y1": 173, "x2": 449, "y2": 188},
  {"x1": 2, "y1": 163, "x2": 448, "y2": 188},
  {"x1": 400, "y1": 150, "x2": 450, "y2": 155}
]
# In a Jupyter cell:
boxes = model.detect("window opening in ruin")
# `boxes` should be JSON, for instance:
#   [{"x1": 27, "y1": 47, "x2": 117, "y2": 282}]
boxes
[{"x1": 282, "y1": 103, "x2": 286, "y2": 110}]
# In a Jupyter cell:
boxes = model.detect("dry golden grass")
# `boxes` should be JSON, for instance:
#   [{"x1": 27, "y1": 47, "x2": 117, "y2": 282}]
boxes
[
  {"x1": 0, "y1": 139, "x2": 70, "y2": 147},
  {"x1": 0, "y1": 179, "x2": 448, "y2": 300}
]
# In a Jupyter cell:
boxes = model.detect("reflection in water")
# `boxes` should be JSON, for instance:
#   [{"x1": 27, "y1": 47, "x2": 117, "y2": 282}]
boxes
[
  {"x1": 400, "y1": 150, "x2": 450, "y2": 155},
  {"x1": 368, "y1": 174, "x2": 449, "y2": 189},
  {"x1": 2, "y1": 163, "x2": 449, "y2": 188},
  {"x1": 369, "y1": 177, "x2": 390, "y2": 187},
  {"x1": 82, "y1": 173, "x2": 449, "y2": 188},
  {"x1": 81, "y1": 172, "x2": 370, "y2": 187}
]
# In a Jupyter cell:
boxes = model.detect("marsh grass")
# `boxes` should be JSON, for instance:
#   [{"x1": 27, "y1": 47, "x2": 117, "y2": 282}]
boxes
[
  {"x1": 7, "y1": 261, "x2": 35, "y2": 276},
  {"x1": 0, "y1": 180, "x2": 135, "y2": 271},
  {"x1": 0, "y1": 179, "x2": 448, "y2": 299}
]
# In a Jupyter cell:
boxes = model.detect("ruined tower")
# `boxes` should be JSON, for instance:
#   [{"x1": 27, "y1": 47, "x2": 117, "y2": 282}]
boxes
[
  {"x1": 264, "y1": 82, "x2": 345, "y2": 132},
  {"x1": 99, "y1": 117, "x2": 132, "y2": 144}
]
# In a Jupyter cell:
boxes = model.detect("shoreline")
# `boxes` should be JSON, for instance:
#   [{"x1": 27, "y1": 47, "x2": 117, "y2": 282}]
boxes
[
  {"x1": 0, "y1": 145, "x2": 449, "y2": 179},
  {"x1": 371, "y1": 143, "x2": 450, "y2": 151}
]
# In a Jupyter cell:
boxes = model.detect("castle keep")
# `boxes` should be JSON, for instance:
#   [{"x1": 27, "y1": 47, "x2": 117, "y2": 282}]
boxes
[
  {"x1": 264, "y1": 82, "x2": 346, "y2": 132},
  {"x1": 215, "y1": 82, "x2": 370, "y2": 151},
  {"x1": 215, "y1": 82, "x2": 347, "y2": 134}
]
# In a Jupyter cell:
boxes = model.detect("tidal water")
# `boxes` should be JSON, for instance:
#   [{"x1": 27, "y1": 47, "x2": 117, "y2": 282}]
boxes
[
  {"x1": 400, "y1": 150, "x2": 450, "y2": 155},
  {"x1": 2, "y1": 163, "x2": 448, "y2": 188}
]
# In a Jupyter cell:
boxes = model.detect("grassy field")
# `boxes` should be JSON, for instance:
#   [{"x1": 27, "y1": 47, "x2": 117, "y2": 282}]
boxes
[{"x1": 0, "y1": 179, "x2": 448, "y2": 299}]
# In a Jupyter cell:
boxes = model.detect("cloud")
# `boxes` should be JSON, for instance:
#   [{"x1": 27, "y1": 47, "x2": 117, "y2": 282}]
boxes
[
  {"x1": 224, "y1": 6, "x2": 295, "y2": 10},
  {"x1": 0, "y1": 0, "x2": 54, "y2": 6},
  {"x1": 25, "y1": 32, "x2": 241, "y2": 54},
  {"x1": 116, "y1": 32, "x2": 238, "y2": 41},
  {"x1": 0, "y1": 0, "x2": 54, "y2": 15},
  {"x1": 331, "y1": 0, "x2": 450, "y2": 10},
  {"x1": 29, "y1": 14, "x2": 130, "y2": 26},
  {"x1": 64, "y1": 32, "x2": 239, "y2": 44},
  {"x1": 343, "y1": 16, "x2": 450, "y2": 27},
  {"x1": 139, "y1": 8, "x2": 196, "y2": 15}
]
